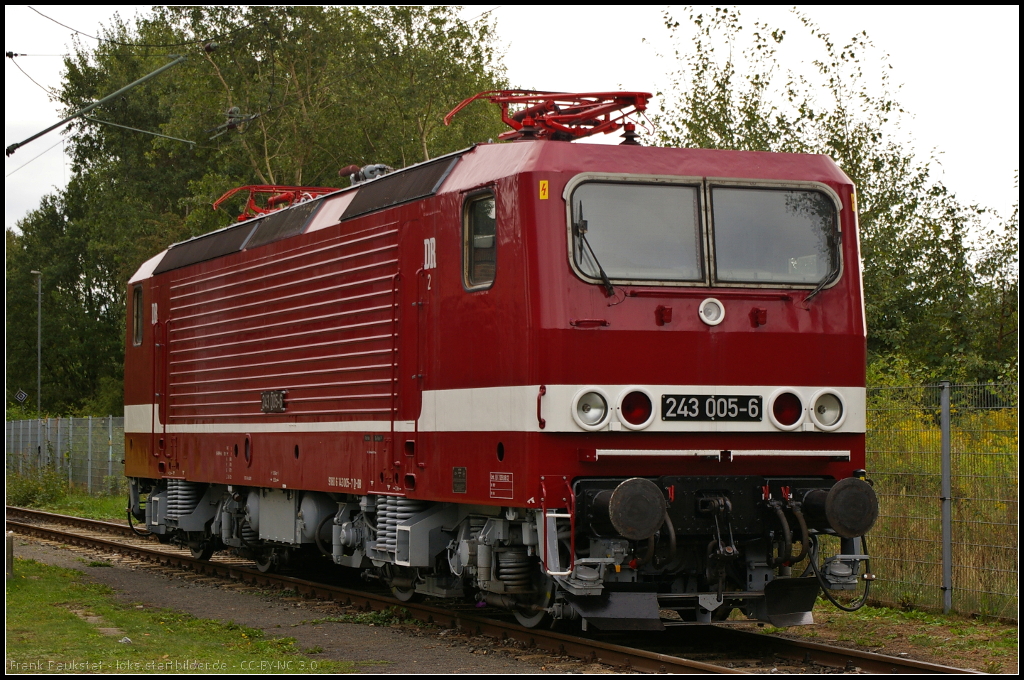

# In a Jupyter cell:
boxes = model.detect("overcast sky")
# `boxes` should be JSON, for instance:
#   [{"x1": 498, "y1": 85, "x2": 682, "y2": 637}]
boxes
[{"x1": 5, "y1": 5, "x2": 1019, "y2": 231}]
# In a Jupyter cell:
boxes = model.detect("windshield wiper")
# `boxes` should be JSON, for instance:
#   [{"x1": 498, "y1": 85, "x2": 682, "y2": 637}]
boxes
[
  {"x1": 803, "y1": 274, "x2": 831, "y2": 303},
  {"x1": 574, "y1": 208, "x2": 615, "y2": 298},
  {"x1": 804, "y1": 232, "x2": 842, "y2": 303}
]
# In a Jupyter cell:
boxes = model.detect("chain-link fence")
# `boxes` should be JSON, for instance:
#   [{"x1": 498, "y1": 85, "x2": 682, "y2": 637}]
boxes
[
  {"x1": 867, "y1": 383, "x2": 1018, "y2": 619},
  {"x1": 5, "y1": 416, "x2": 125, "y2": 494}
]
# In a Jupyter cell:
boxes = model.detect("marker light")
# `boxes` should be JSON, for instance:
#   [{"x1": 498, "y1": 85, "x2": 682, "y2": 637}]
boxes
[
  {"x1": 619, "y1": 390, "x2": 654, "y2": 429},
  {"x1": 769, "y1": 390, "x2": 804, "y2": 430}
]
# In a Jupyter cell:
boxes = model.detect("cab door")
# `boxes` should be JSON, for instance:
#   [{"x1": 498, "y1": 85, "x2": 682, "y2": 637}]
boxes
[
  {"x1": 149, "y1": 283, "x2": 172, "y2": 471},
  {"x1": 393, "y1": 216, "x2": 434, "y2": 486}
]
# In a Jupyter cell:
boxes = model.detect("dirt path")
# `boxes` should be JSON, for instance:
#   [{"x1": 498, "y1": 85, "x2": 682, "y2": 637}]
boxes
[{"x1": 11, "y1": 538, "x2": 606, "y2": 674}]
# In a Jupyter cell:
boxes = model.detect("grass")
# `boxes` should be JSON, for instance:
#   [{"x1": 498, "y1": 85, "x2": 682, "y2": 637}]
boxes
[
  {"x1": 40, "y1": 488, "x2": 128, "y2": 522},
  {"x1": 6, "y1": 468, "x2": 128, "y2": 522},
  {"x1": 773, "y1": 597, "x2": 1020, "y2": 671},
  {"x1": 5, "y1": 558, "x2": 356, "y2": 674}
]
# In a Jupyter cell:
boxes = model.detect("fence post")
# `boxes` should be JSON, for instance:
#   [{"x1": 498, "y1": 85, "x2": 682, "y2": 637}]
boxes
[
  {"x1": 68, "y1": 417, "x2": 74, "y2": 485},
  {"x1": 57, "y1": 418, "x2": 63, "y2": 478},
  {"x1": 940, "y1": 380, "x2": 952, "y2": 614},
  {"x1": 87, "y1": 416, "x2": 94, "y2": 494},
  {"x1": 108, "y1": 416, "x2": 114, "y2": 483}
]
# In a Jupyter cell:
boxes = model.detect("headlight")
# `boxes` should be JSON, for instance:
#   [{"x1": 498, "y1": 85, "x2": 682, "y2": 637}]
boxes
[
  {"x1": 810, "y1": 389, "x2": 846, "y2": 430},
  {"x1": 768, "y1": 389, "x2": 805, "y2": 430},
  {"x1": 573, "y1": 389, "x2": 610, "y2": 430},
  {"x1": 698, "y1": 298, "x2": 725, "y2": 326}
]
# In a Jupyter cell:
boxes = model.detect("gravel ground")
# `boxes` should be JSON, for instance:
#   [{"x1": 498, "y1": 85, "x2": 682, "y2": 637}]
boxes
[{"x1": 11, "y1": 538, "x2": 609, "y2": 674}]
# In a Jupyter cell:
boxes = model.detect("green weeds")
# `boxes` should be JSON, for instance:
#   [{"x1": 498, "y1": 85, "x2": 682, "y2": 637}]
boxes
[
  {"x1": 6, "y1": 470, "x2": 127, "y2": 521},
  {"x1": 308, "y1": 606, "x2": 410, "y2": 627},
  {"x1": 6, "y1": 465, "x2": 68, "y2": 507}
]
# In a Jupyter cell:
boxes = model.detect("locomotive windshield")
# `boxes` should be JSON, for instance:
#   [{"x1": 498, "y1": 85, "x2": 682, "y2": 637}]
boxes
[
  {"x1": 572, "y1": 183, "x2": 704, "y2": 282},
  {"x1": 570, "y1": 180, "x2": 839, "y2": 287},
  {"x1": 710, "y1": 187, "x2": 838, "y2": 285}
]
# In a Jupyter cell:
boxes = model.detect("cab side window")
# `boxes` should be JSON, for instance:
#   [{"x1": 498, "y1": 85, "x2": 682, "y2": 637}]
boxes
[
  {"x1": 463, "y1": 193, "x2": 496, "y2": 290},
  {"x1": 132, "y1": 286, "x2": 143, "y2": 345}
]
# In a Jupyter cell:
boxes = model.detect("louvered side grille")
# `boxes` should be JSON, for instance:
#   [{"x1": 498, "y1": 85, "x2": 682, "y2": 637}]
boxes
[{"x1": 166, "y1": 224, "x2": 399, "y2": 422}]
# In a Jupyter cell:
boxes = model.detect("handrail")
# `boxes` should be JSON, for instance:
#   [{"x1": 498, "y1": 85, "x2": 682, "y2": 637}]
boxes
[{"x1": 539, "y1": 477, "x2": 576, "y2": 577}]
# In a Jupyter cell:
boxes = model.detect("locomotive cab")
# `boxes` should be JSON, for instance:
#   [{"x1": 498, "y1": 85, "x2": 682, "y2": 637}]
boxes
[{"x1": 124, "y1": 91, "x2": 878, "y2": 630}]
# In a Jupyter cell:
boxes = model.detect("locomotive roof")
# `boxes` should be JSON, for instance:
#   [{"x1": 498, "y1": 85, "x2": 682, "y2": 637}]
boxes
[
  {"x1": 129, "y1": 141, "x2": 851, "y2": 283},
  {"x1": 438, "y1": 140, "x2": 852, "y2": 194}
]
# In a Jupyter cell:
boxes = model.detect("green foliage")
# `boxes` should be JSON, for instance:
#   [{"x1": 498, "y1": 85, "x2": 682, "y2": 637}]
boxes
[
  {"x1": 6, "y1": 465, "x2": 69, "y2": 507},
  {"x1": 866, "y1": 384, "x2": 1018, "y2": 618},
  {"x1": 655, "y1": 8, "x2": 1018, "y2": 383},
  {"x1": 5, "y1": 6, "x2": 507, "y2": 416},
  {"x1": 805, "y1": 599, "x2": 1018, "y2": 664},
  {"x1": 6, "y1": 478, "x2": 131, "y2": 521}
]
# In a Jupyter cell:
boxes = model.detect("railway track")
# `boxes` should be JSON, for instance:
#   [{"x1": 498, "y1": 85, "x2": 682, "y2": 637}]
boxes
[{"x1": 7, "y1": 507, "x2": 978, "y2": 674}]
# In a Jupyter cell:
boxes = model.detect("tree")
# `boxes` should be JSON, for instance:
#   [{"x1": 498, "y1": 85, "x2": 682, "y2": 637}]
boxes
[
  {"x1": 5, "y1": 6, "x2": 507, "y2": 415},
  {"x1": 654, "y1": 8, "x2": 1018, "y2": 382}
]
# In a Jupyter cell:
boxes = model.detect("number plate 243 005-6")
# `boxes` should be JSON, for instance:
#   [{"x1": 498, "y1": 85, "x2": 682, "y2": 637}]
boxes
[{"x1": 661, "y1": 395, "x2": 762, "y2": 421}]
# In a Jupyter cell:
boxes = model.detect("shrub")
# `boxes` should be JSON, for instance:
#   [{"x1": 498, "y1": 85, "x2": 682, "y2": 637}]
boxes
[{"x1": 6, "y1": 465, "x2": 68, "y2": 507}]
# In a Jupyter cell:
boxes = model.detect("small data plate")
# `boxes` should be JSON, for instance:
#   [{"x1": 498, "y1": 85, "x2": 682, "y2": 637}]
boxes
[{"x1": 261, "y1": 390, "x2": 286, "y2": 413}]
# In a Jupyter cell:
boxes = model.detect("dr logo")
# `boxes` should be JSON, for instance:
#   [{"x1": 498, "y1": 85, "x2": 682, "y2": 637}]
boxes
[{"x1": 423, "y1": 237, "x2": 436, "y2": 269}]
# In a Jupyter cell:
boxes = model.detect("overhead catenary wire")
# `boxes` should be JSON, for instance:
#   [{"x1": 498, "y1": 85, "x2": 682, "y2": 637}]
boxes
[
  {"x1": 6, "y1": 54, "x2": 186, "y2": 157},
  {"x1": 467, "y1": 6, "x2": 502, "y2": 22},
  {"x1": 27, "y1": 5, "x2": 250, "y2": 49},
  {"x1": 7, "y1": 55, "x2": 55, "y2": 95},
  {"x1": 5, "y1": 138, "x2": 64, "y2": 177},
  {"x1": 82, "y1": 116, "x2": 195, "y2": 146}
]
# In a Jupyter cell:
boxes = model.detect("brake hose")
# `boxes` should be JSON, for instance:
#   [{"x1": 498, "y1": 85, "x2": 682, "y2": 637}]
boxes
[
  {"x1": 127, "y1": 506, "x2": 151, "y2": 537},
  {"x1": 809, "y1": 534, "x2": 872, "y2": 612},
  {"x1": 790, "y1": 503, "x2": 810, "y2": 563},
  {"x1": 770, "y1": 501, "x2": 793, "y2": 567}
]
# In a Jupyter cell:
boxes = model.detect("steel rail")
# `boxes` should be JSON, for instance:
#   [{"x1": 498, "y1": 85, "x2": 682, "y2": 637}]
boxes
[
  {"x1": 671, "y1": 627, "x2": 982, "y2": 675},
  {"x1": 7, "y1": 506, "x2": 139, "y2": 537},
  {"x1": 7, "y1": 507, "x2": 979, "y2": 674},
  {"x1": 6, "y1": 513, "x2": 737, "y2": 675}
]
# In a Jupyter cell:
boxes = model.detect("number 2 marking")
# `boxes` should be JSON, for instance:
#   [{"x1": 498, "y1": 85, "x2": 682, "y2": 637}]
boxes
[
  {"x1": 426, "y1": 273, "x2": 432, "y2": 291},
  {"x1": 664, "y1": 397, "x2": 677, "y2": 418}
]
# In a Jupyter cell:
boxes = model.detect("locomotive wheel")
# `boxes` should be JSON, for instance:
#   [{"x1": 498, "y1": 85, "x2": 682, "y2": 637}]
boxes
[
  {"x1": 189, "y1": 541, "x2": 214, "y2": 561},
  {"x1": 385, "y1": 566, "x2": 424, "y2": 603},
  {"x1": 513, "y1": 570, "x2": 556, "y2": 628},
  {"x1": 254, "y1": 550, "x2": 276, "y2": 573},
  {"x1": 389, "y1": 584, "x2": 424, "y2": 603}
]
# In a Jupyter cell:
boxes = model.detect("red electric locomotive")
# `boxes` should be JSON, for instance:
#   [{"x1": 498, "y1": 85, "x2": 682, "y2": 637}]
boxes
[{"x1": 125, "y1": 92, "x2": 878, "y2": 629}]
